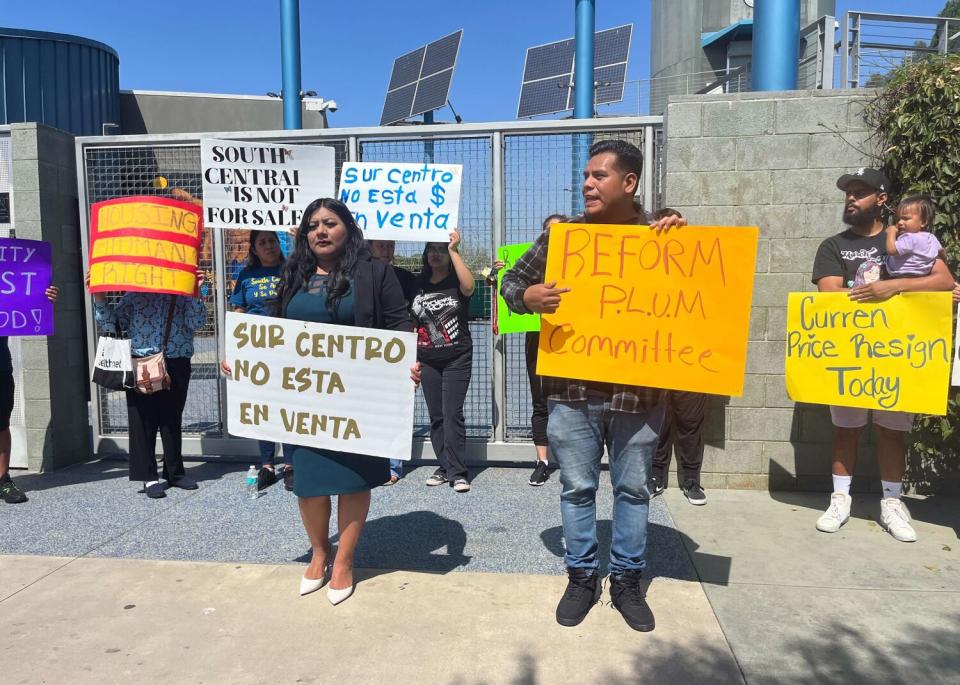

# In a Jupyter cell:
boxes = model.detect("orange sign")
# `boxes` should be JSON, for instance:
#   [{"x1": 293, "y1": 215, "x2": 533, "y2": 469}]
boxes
[
  {"x1": 88, "y1": 196, "x2": 202, "y2": 296},
  {"x1": 538, "y1": 223, "x2": 759, "y2": 396}
]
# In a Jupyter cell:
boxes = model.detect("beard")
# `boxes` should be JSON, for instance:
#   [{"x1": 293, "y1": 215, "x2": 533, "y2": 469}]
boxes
[{"x1": 842, "y1": 202, "x2": 881, "y2": 227}]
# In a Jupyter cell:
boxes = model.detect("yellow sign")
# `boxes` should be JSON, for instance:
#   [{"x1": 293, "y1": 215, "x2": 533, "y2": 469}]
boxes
[
  {"x1": 785, "y1": 292, "x2": 953, "y2": 415},
  {"x1": 538, "y1": 223, "x2": 759, "y2": 396},
  {"x1": 88, "y1": 196, "x2": 202, "y2": 296}
]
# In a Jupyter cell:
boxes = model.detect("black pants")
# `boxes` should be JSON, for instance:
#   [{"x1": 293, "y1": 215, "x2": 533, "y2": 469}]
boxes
[
  {"x1": 653, "y1": 390, "x2": 706, "y2": 484},
  {"x1": 420, "y1": 350, "x2": 472, "y2": 481},
  {"x1": 524, "y1": 332, "x2": 549, "y2": 448},
  {"x1": 125, "y1": 357, "x2": 191, "y2": 482}
]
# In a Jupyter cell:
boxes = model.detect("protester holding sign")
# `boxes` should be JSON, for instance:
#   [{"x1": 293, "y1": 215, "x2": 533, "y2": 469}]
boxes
[
  {"x1": 811, "y1": 168, "x2": 954, "y2": 543},
  {"x1": 412, "y1": 230, "x2": 475, "y2": 492},
  {"x1": 91, "y1": 276, "x2": 208, "y2": 499},
  {"x1": 525, "y1": 213, "x2": 567, "y2": 487},
  {"x1": 228, "y1": 230, "x2": 290, "y2": 492},
  {"x1": 366, "y1": 238, "x2": 416, "y2": 485},
  {"x1": 1, "y1": 285, "x2": 58, "y2": 504},
  {"x1": 272, "y1": 198, "x2": 416, "y2": 605},
  {"x1": 648, "y1": 208, "x2": 709, "y2": 506},
  {"x1": 501, "y1": 140, "x2": 684, "y2": 632}
]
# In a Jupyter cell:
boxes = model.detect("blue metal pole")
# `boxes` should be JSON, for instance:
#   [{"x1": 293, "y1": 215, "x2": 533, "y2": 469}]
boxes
[
  {"x1": 753, "y1": 0, "x2": 800, "y2": 91},
  {"x1": 280, "y1": 0, "x2": 302, "y2": 129},
  {"x1": 572, "y1": 0, "x2": 595, "y2": 216},
  {"x1": 573, "y1": 0, "x2": 596, "y2": 118}
]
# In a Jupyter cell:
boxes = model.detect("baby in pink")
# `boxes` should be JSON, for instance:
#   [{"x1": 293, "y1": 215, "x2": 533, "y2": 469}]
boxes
[{"x1": 885, "y1": 195, "x2": 942, "y2": 277}]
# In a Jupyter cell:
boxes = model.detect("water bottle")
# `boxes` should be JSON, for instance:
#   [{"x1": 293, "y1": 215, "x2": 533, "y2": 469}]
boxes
[{"x1": 246, "y1": 466, "x2": 258, "y2": 500}]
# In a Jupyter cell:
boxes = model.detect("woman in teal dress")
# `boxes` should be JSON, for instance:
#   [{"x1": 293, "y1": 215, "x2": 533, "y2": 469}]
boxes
[{"x1": 275, "y1": 197, "x2": 417, "y2": 605}]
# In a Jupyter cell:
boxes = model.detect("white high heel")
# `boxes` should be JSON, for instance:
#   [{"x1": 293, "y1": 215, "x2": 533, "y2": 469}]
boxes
[
  {"x1": 327, "y1": 583, "x2": 355, "y2": 605},
  {"x1": 299, "y1": 564, "x2": 330, "y2": 596}
]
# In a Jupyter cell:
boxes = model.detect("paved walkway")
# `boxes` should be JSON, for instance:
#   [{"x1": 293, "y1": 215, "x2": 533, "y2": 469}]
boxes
[{"x1": 1, "y1": 460, "x2": 958, "y2": 684}]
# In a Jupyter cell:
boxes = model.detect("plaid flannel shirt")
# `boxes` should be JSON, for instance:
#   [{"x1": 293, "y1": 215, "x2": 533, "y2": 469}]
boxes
[{"x1": 500, "y1": 210, "x2": 664, "y2": 413}]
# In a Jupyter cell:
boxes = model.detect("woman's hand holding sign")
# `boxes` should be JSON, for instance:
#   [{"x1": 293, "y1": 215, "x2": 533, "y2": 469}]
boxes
[{"x1": 410, "y1": 361, "x2": 422, "y2": 389}]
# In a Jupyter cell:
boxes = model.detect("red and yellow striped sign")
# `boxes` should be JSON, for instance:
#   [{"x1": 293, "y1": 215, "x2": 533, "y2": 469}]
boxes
[{"x1": 88, "y1": 196, "x2": 202, "y2": 296}]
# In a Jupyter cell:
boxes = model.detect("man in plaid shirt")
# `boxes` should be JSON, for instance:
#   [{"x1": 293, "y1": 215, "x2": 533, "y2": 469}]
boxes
[{"x1": 502, "y1": 139, "x2": 684, "y2": 632}]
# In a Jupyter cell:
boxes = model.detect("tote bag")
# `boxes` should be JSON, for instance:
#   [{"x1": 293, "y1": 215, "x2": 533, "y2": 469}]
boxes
[{"x1": 91, "y1": 337, "x2": 134, "y2": 390}]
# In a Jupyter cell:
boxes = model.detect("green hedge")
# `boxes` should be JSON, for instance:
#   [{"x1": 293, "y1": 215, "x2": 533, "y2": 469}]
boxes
[{"x1": 863, "y1": 54, "x2": 960, "y2": 490}]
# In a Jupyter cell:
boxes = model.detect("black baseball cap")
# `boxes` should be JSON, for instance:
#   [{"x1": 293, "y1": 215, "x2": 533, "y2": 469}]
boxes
[{"x1": 836, "y1": 168, "x2": 890, "y2": 193}]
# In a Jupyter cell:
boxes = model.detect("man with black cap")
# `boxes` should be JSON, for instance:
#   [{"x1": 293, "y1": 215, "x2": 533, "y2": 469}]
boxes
[{"x1": 811, "y1": 167, "x2": 954, "y2": 542}]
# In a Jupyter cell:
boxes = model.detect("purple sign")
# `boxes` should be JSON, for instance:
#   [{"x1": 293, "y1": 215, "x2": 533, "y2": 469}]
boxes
[{"x1": 0, "y1": 238, "x2": 54, "y2": 336}]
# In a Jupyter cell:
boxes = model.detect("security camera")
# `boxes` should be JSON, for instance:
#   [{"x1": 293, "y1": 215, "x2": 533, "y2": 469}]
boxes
[{"x1": 304, "y1": 97, "x2": 338, "y2": 113}]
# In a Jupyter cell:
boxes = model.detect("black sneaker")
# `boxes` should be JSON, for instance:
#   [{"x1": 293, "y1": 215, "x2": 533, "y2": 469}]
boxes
[
  {"x1": 425, "y1": 469, "x2": 448, "y2": 486},
  {"x1": 145, "y1": 482, "x2": 166, "y2": 499},
  {"x1": 169, "y1": 475, "x2": 198, "y2": 490},
  {"x1": 283, "y1": 469, "x2": 294, "y2": 492},
  {"x1": 528, "y1": 460, "x2": 550, "y2": 486},
  {"x1": 609, "y1": 570, "x2": 655, "y2": 632},
  {"x1": 649, "y1": 475, "x2": 666, "y2": 498},
  {"x1": 681, "y1": 479, "x2": 707, "y2": 506},
  {"x1": 0, "y1": 473, "x2": 28, "y2": 504},
  {"x1": 556, "y1": 568, "x2": 600, "y2": 627},
  {"x1": 257, "y1": 466, "x2": 278, "y2": 491}
]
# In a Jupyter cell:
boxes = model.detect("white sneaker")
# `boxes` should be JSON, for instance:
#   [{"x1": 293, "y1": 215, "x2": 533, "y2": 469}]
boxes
[
  {"x1": 816, "y1": 492, "x2": 851, "y2": 533},
  {"x1": 880, "y1": 498, "x2": 917, "y2": 542}
]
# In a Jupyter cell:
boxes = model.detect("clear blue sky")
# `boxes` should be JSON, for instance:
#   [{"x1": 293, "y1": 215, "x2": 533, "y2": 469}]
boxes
[{"x1": 3, "y1": 1, "x2": 948, "y2": 127}]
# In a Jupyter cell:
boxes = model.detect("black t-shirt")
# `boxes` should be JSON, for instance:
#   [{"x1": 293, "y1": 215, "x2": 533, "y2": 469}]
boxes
[
  {"x1": 0, "y1": 337, "x2": 10, "y2": 375},
  {"x1": 392, "y1": 266, "x2": 417, "y2": 305},
  {"x1": 812, "y1": 229, "x2": 888, "y2": 288},
  {"x1": 411, "y1": 272, "x2": 472, "y2": 361}
]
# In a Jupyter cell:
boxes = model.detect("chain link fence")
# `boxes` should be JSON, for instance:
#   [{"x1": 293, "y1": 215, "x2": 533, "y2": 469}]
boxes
[{"x1": 77, "y1": 118, "x2": 661, "y2": 456}]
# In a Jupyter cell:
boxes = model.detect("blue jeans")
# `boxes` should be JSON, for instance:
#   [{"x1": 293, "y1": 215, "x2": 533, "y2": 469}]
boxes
[
  {"x1": 389, "y1": 459, "x2": 404, "y2": 478},
  {"x1": 547, "y1": 397, "x2": 665, "y2": 576}
]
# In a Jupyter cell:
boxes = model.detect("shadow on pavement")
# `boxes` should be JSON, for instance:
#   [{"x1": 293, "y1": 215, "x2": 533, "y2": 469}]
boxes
[
  {"x1": 539, "y1": 520, "x2": 724, "y2": 582},
  {"x1": 502, "y1": 637, "x2": 743, "y2": 685},
  {"x1": 770, "y1": 489, "x2": 960, "y2": 540},
  {"x1": 295, "y1": 510, "x2": 471, "y2": 579},
  {"x1": 10, "y1": 459, "x2": 239, "y2": 494}
]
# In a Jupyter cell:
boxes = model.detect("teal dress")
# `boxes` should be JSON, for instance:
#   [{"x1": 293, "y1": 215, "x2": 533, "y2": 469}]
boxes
[{"x1": 285, "y1": 274, "x2": 390, "y2": 496}]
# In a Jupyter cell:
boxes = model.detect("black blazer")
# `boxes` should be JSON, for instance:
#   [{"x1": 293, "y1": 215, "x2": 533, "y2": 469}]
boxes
[{"x1": 278, "y1": 255, "x2": 412, "y2": 332}]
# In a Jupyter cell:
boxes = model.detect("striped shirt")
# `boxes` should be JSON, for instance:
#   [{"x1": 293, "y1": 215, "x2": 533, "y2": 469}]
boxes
[{"x1": 500, "y1": 211, "x2": 664, "y2": 413}]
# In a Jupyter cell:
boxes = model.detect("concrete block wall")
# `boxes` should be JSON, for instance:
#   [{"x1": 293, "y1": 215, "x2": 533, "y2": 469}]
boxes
[
  {"x1": 662, "y1": 90, "x2": 886, "y2": 491},
  {"x1": 10, "y1": 122, "x2": 89, "y2": 471}
]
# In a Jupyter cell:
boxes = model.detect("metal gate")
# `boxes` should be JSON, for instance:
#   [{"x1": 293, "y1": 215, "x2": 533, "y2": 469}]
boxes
[{"x1": 76, "y1": 116, "x2": 663, "y2": 461}]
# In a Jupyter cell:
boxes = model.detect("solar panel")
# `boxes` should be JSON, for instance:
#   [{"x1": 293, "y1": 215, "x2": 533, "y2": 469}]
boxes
[
  {"x1": 412, "y1": 69, "x2": 454, "y2": 116},
  {"x1": 522, "y1": 39, "x2": 576, "y2": 82},
  {"x1": 517, "y1": 24, "x2": 633, "y2": 119},
  {"x1": 388, "y1": 47, "x2": 426, "y2": 90},
  {"x1": 380, "y1": 30, "x2": 463, "y2": 126},
  {"x1": 517, "y1": 77, "x2": 569, "y2": 119}
]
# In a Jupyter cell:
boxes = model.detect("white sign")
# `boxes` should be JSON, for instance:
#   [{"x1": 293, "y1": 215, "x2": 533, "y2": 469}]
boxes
[
  {"x1": 225, "y1": 312, "x2": 417, "y2": 460},
  {"x1": 338, "y1": 161, "x2": 462, "y2": 242},
  {"x1": 201, "y1": 139, "x2": 336, "y2": 231}
]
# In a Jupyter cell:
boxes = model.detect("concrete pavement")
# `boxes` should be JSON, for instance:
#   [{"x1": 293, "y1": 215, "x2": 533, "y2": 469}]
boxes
[
  {"x1": 1, "y1": 557, "x2": 741, "y2": 685},
  {"x1": 664, "y1": 488, "x2": 960, "y2": 685},
  {"x1": 2, "y1": 461, "x2": 959, "y2": 683}
]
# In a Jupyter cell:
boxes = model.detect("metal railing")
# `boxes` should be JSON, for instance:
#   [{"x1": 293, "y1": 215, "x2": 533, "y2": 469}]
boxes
[
  {"x1": 840, "y1": 11, "x2": 960, "y2": 88},
  {"x1": 516, "y1": 69, "x2": 751, "y2": 120},
  {"x1": 799, "y1": 15, "x2": 837, "y2": 90},
  {"x1": 75, "y1": 116, "x2": 663, "y2": 462}
]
